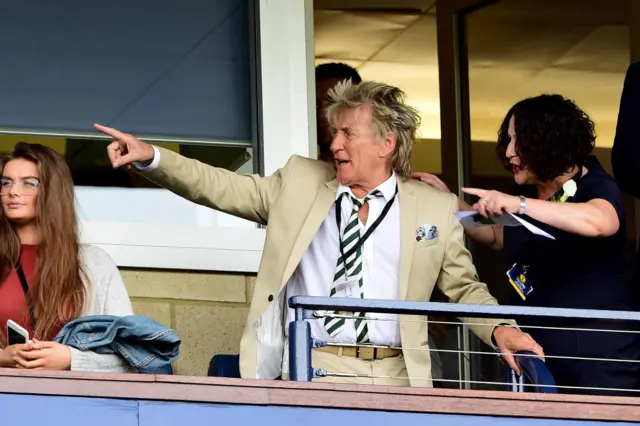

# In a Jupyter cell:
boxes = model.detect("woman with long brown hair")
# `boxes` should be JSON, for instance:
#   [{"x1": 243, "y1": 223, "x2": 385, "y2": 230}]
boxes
[{"x1": 0, "y1": 142, "x2": 134, "y2": 372}]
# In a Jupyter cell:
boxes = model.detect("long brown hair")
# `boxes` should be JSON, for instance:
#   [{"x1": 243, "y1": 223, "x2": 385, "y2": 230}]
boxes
[{"x1": 0, "y1": 142, "x2": 86, "y2": 340}]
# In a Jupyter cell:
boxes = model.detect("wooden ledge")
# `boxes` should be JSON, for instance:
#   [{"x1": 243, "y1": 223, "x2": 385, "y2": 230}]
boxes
[{"x1": 1, "y1": 369, "x2": 639, "y2": 421}]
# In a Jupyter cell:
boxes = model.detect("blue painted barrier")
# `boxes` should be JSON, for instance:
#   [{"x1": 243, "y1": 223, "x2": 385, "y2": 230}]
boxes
[{"x1": 2, "y1": 393, "x2": 636, "y2": 425}]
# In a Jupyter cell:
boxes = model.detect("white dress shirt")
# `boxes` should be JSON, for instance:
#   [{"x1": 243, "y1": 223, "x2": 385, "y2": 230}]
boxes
[{"x1": 285, "y1": 172, "x2": 402, "y2": 346}]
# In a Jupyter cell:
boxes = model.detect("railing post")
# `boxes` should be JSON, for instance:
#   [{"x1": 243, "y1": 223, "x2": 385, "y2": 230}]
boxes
[
  {"x1": 289, "y1": 307, "x2": 312, "y2": 381},
  {"x1": 461, "y1": 324, "x2": 471, "y2": 390}
]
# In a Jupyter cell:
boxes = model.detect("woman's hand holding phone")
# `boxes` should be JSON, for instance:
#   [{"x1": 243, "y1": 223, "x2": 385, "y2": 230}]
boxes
[
  {"x1": 14, "y1": 339, "x2": 71, "y2": 370},
  {"x1": 0, "y1": 342, "x2": 33, "y2": 368},
  {"x1": 3, "y1": 320, "x2": 71, "y2": 370}
]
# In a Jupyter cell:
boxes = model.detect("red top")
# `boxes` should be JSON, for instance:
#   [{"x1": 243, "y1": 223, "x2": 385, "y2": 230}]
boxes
[{"x1": 0, "y1": 245, "x2": 38, "y2": 340}]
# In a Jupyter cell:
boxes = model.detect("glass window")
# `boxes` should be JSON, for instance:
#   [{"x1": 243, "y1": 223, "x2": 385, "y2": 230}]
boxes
[
  {"x1": 314, "y1": 6, "x2": 442, "y2": 174},
  {"x1": 462, "y1": 0, "x2": 630, "y2": 390},
  {"x1": 0, "y1": 0, "x2": 258, "y2": 230},
  {"x1": 0, "y1": 0, "x2": 254, "y2": 144}
]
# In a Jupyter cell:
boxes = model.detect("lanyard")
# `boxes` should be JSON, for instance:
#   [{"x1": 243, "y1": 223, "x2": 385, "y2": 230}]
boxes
[
  {"x1": 335, "y1": 185, "x2": 398, "y2": 273},
  {"x1": 15, "y1": 262, "x2": 36, "y2": 331}
]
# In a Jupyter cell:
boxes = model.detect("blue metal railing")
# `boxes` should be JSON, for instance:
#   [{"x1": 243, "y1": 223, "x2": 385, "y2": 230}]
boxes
[{"x1": 288, "y1": 296, "x2": 640, "y2": 390}]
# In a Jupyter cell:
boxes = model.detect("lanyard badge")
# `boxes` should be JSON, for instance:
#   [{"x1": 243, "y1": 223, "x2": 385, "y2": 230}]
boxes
[
  {"x1": 507, "y1": 263, "x2": 532, "y2": 300},
  {"x1": 505, "y1": 165, "x2": 583, "y2": 301},
  {"x1": 333, "y1": 279, "x2": 361, "y2": 298}
]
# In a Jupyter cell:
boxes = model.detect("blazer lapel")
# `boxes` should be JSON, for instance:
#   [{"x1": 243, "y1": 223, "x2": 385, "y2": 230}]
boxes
[
  {"x1": 398, "y1": 180, "x2": 417, "y2": 301},
  {"x1": 280, "y1": 179, "x2": 339, "y2": 289}
]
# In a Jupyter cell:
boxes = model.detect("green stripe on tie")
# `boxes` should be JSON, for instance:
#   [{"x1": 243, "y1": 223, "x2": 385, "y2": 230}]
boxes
[{"x1": 324, "y1": 191, "x2": 383, "y2": 341}]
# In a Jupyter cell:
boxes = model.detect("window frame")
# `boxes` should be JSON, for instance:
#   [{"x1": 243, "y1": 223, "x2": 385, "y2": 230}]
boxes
[{"x1": 9, "y1": 0, "x2": 316, "y2": 273}]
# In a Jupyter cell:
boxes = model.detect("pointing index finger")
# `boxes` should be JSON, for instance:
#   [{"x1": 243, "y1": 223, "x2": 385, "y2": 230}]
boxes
[
  {"x1": 94, "y1": 123, "x2": 127, "y2": 140},
  {"x1": 461, "y1": 187, "x2": 486, "y2": 197}
]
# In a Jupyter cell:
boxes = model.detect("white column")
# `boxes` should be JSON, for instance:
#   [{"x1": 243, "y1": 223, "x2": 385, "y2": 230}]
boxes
[{"x1": 259, "y1": 0, "x2": 317, "y2": 176}]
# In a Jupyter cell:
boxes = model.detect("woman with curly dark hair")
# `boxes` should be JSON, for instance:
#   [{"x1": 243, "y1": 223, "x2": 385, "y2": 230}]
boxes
[{"x1": 414, "y1": 94, "x2": 640, "y2": 395}]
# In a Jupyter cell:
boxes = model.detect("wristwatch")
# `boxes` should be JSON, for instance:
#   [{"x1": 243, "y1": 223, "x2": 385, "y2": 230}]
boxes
[{"x1": 518, "y1": 195, "x2": 526, "y2": 215}]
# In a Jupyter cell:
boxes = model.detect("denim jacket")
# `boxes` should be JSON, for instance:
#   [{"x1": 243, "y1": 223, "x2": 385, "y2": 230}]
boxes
[{"x1": 54, "y1": 315, "x2": 181, "y2": 374}]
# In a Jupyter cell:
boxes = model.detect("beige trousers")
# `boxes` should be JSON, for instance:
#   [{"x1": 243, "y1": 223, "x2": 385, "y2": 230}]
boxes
[{"x1": 308, "y1": 348, "x2": 410, "y2": 387}]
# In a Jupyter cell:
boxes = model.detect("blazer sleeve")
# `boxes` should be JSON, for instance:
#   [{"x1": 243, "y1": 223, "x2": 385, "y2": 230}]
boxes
[
  {"x1": 612, "y1": 62, "x2": 640, "y2": 199},
  {"x1": 141, "y1": 147, "x2": 289, "y2": 225},
  {"x1": 436, "y1": 194, "x2": 517, "y2": 346}
]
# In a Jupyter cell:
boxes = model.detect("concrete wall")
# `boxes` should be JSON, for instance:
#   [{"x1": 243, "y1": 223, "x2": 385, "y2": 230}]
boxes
[{"x1": 123, "y1": 270, "x2": 257, "y2": 376}]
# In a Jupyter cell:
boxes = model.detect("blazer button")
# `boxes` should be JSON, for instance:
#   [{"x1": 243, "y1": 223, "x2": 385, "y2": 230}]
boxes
[{"x1": 268, "y1": 294, "x2": 274, "y2": 302}]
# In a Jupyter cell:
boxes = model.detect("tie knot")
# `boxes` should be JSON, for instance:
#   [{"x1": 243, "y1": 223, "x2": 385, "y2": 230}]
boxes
[{"x1": 351, "y1": 189, "x2": 384, "y2": 208}]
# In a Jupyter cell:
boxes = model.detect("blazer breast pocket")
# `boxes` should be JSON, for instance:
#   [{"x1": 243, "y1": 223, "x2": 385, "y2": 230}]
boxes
[{"x1": 414, "y1": 238, "x2": 440, "y2": 250}]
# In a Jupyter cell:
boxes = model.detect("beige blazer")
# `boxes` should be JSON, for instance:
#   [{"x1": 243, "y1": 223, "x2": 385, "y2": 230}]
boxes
[{"x1": 144, "y1": 148, "x2": 513, "y2": 386}]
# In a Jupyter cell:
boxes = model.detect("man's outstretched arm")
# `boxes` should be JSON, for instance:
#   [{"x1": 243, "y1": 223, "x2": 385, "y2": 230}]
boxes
[{"x1": 95, "y1": 123, "x2": 285, "y2": 225}]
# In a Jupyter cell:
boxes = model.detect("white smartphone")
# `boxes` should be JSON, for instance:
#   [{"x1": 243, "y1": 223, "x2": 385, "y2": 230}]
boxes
[{"x1": 6, "y1": 320, "x2": 30, "y2": 346}]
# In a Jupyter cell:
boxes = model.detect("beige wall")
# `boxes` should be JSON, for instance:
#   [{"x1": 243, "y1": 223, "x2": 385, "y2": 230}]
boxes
[{"x1": 122, "y1": 269, "x2": 256, "y2": 376}]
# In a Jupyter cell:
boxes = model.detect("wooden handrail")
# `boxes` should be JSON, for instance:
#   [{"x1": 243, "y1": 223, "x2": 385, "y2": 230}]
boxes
[{"x1": 1, "y1": 369, "x2": 640, "y2": 421}]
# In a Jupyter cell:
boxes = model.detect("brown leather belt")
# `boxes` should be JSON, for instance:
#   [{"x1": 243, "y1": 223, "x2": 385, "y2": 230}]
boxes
[{"x1": 314, "y1": 346, "x2": 401, "y2": 360}]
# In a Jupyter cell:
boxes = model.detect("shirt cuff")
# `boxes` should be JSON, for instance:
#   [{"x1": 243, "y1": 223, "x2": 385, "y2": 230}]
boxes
[
  {"x1": 490, "y1": 323, "x2": 512, "y2": 351},
  {"x1": 133, "y1": 145, "x2": 161, "y2": 172}
]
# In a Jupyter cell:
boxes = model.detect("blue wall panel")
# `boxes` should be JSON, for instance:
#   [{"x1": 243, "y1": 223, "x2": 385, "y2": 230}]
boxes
[
  {"x1": 0, "y1": 393, "x2": 634, "y2": 426},
  {"x1": 1, "y1": 394, "x2": 137, "y2": 426},
  {"x1": 138, "y1": 400, "x2": 635, "y2": 426}
]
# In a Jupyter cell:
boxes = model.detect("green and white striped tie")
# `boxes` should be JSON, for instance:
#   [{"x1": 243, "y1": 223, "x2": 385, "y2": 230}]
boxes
[{"x1": 324, "y1": 190, "x2": 384, "y2": 343}]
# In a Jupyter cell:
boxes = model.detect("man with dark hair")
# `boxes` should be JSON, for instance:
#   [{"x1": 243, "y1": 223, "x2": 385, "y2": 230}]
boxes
[
  {"x1": 612, "y1": 62, "x2": 640, "y2": 200},
  {"x1": 316, "y1": 62, "x2": 362, "y2": 162},
  {"x1": 612, "y1": 62, "x2": 640, "y2": 313}
]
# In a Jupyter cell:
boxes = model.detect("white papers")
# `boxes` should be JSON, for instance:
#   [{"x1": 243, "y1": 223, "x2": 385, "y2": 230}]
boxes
[
  {"x1": 454, "y1": 211, "x2": 555, "y2": 240},
  {"x1": 509, "y1": 213, "x2": 555, "y2": 239},
  {"x1": 455, "y1": 210, "x2": 519, "y2": 227}
]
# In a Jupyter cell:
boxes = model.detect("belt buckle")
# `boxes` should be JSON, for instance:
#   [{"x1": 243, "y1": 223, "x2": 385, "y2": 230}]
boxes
[{"x1": 356, "y1": 346, "x2": 376, "y2": 360}]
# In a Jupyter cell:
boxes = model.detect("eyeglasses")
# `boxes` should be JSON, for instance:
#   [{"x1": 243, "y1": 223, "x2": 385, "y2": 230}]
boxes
[{"x1": 0, "y1": 177, "x2": 40, "y2": 195}]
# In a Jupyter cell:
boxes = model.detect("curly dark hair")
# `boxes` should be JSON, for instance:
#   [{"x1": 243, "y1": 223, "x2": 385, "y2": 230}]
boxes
[{"x1": 495, "y1": 94, "x2": 596, "y2": 182}]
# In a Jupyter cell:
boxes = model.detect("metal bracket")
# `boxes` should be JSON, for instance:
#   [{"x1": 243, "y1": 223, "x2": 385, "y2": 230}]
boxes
[
  {"x1": 312, "y1": 338, "x2": 327, "y2": 348},
  {"x1": 313, "y1": 368, "x2": 327, "y2": 379},
  {"x1": 310, "y1": 310, "x2": 328, "y2": 319}
]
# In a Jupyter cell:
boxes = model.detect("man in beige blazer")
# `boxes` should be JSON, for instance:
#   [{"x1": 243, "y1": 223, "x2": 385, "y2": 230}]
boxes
[{"x1": 95, "y1": 80, "x2": 544, "y2": 387}]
